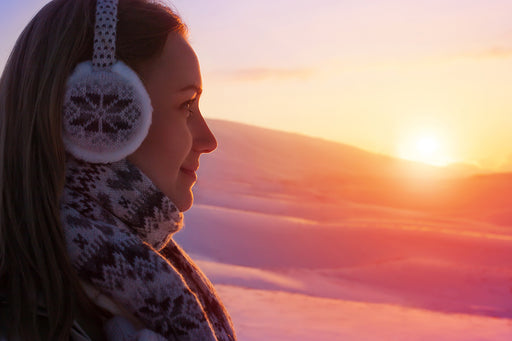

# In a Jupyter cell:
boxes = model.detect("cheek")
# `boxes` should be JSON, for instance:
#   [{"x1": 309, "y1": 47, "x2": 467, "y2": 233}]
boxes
[
  {"x1": 149, "y1": 123, "x2": 188, "y2": 169},
  {"x1": 154, "y1": 123, "x2": 195, "y2": 211},
  {"x1": 128, "y1": 120, "x2": 189, "y2": 187},
  {"x1": 163, "y1": 120, "x2": 193, "y2": 160}
]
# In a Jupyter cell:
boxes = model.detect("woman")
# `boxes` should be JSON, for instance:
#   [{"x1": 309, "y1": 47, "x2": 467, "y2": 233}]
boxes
[{"x1": 0, "y1": 0, "x2": 236, "y2": 340}]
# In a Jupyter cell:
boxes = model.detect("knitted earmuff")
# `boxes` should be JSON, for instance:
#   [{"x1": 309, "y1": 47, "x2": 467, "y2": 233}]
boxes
[{"x1": 63, "y1": 0, "x2": 152, "y2": 163}]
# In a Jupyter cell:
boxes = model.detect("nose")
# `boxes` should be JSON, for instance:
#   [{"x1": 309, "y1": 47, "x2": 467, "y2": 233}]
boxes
[{"x1": 193, "y1": 114, "x2": 217, "y2": 154}]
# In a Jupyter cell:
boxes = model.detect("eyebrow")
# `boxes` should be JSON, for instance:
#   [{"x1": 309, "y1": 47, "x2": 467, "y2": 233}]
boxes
[{"x1": 179, "y1": 85, "x2": 203, "y2": 95}]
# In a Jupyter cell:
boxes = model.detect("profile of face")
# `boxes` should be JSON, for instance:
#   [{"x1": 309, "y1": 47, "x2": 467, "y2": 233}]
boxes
[{"x1": 128, "y1": 33, "x2": 217, "y2": 212}]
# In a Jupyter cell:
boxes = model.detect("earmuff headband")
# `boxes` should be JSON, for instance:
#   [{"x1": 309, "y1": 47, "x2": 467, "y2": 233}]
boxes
[{"x1": 93, "y1": 0, "x2": 118, "y2": 70}]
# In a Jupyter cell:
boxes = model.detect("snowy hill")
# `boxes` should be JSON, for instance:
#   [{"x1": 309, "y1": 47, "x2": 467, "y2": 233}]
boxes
[
  {"x1": 175, "y1": 119, "x2": 512, "y2": 340},
  {"x1": 196, "y1": 119, "x2": 512, "y2": 226}
]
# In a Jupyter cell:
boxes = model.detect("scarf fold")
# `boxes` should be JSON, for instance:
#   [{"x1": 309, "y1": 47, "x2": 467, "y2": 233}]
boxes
[{"x1": 60, "y1": 156, "x2": 236, "y2": 341}]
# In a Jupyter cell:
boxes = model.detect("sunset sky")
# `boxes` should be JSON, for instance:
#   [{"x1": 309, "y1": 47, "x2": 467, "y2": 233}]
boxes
[{"x1": 2, "y1": 0, "x2": 512, "y2": 171}]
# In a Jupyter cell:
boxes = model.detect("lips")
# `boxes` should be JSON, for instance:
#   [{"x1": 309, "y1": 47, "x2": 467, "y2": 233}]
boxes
[{"x1": 180, "y1": 166, "x2": 197, "y2": 180}]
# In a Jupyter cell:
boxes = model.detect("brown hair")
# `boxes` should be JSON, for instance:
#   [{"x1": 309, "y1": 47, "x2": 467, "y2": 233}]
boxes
[{"x1": 0, "y1": 0, "x2": 186, "y2": 339}]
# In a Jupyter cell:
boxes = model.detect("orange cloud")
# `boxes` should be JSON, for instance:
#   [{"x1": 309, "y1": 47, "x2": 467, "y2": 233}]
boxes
[
  {"x1": 226, "y1": 67, "x2": 315, "y2": 81},
  {"x1": 475, "y1": 46, "x2": 512, "y2": 59}
]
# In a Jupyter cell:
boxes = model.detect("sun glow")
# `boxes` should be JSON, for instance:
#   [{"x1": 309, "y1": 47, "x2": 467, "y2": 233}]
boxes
[
  {"x1": 417, "y1": 136, "x2": 439, "y2": 155},
  {"x1": 397, "y1": 133, "x2": 453, "y2": 167}
]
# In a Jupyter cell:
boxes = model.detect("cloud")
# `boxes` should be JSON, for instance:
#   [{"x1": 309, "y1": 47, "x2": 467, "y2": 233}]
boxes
[
  {"x1": 473, "y1": 46, "x2": 512, "y2": 59},
  {"x1": 225, "y1": 67, "x2": 315, "y2": 82}
]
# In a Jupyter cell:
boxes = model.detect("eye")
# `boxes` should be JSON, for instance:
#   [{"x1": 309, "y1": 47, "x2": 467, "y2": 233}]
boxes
[{"x1": 182, "y1": 98, "x2": 197, "y2": 117}]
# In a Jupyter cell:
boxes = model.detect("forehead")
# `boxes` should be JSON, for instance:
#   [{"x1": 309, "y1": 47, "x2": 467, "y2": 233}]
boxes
[{"x1": 147, "y1": 33, "x2": 202, "y2": 90}]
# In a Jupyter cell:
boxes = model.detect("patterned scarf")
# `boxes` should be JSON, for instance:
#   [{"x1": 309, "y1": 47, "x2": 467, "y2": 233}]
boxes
[{"x1": 60, "y1": 156, "x2": 236, "y2": 341}]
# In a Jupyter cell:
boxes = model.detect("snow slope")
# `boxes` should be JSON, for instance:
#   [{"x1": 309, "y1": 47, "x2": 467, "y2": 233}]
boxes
[
  {"x1": 174, "y1": 119, "x2": 512, "y2": 340},
  {"x1": 217, "y1": 285, "x2": 512, "y2": 341}
]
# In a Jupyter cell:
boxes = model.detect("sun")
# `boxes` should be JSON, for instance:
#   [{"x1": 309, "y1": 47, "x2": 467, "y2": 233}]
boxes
[
  {"x1": 397, "y1": 133, "x2": 452, "y2": 167},
  {"x1": 416, "y1": 136, "x2": 439, "y2": 156}
]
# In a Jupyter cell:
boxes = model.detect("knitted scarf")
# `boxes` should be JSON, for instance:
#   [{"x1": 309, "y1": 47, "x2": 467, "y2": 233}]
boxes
[{"x1": 60, "y1": 156, "x2": 236, "y2": 341}]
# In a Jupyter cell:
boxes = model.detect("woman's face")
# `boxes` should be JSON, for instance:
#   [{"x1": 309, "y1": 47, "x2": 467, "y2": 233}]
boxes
[{"x1": 128, "y1": 33, "x2": 217, "y2": 212}]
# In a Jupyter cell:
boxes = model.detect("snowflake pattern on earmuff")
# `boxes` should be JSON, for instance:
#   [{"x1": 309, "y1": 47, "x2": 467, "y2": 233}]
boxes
[{"x1": 64, "y1": 69, "x2": 142, "y2": 150}]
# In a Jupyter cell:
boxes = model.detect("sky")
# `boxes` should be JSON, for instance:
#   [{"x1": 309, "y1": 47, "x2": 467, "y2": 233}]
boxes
[{"x1": 2, "y1": 0, "x2": 512, "y2": 171}]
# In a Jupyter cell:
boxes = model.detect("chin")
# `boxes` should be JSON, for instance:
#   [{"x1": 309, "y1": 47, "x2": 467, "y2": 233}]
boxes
[{"x1": 174, "y1": 192, "x2": 194, "y2": 212}]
